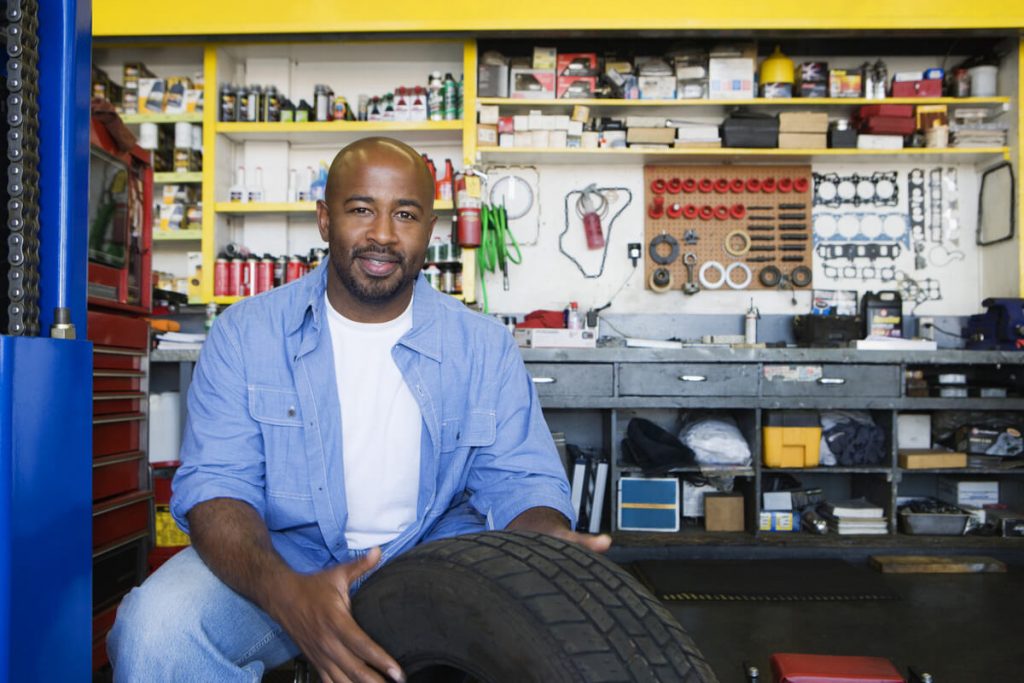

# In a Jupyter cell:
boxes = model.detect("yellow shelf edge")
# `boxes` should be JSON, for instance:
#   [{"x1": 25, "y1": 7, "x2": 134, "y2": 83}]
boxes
[
  {"x1": 478, "y1": 96, "x2": 1012, "y2": 107},
  {"x1": 212, "y1": 296, "x2": 243, "y2": 305},
  {"x1": 478, "y1": 146, "x2": 1009, "y2": 157},
  {"x1": 153, "y1": 230, "x2": 203, "y2": 241},
  {"x1": 215, "y1": 200, "x2": 454, "y2": 213},
  {"x1": 153, "y1": 172, "x2": 203, "y2": 183},
  {"x1": 215, "y1": 120, "x2": 464, "y2": 134},
  {"x1": 122, "y1": 112, "x2": 204, "y2": 124}
]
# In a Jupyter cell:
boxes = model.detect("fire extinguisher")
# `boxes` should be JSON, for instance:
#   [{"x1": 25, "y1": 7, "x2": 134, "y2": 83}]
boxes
[
  {"x1": 577, "y1": 184, "x2": 606, "y2": 250},
  {"x1": 454, "y1": 169, "x2": 482, "y2": 247}
]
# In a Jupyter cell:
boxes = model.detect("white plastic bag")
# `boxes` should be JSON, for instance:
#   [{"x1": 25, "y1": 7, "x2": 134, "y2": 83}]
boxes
[{"x1": 678, "y1": 414, "x2": 752, "y2": 466}]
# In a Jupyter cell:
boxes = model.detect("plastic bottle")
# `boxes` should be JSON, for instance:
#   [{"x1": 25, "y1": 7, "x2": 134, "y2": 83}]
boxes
[
  {"x1": 411, "y1": 85, "x2": 427, "y2": 121},
  {"x1": 247, "y1": 166, "x2": 265, "y2": 203},
  {"x1": 295, "y1": 99, "x2": 313, "y2": 123},
  {"x1": 567, "y1": 302, "x2": 582, "y2": 330},
  {"x1": 457, "y1": 74, "x2": 464, "y2": 120},
  {"x1": 438, "y1": 159, "x2": 454, "y2": 201},
  {"x1": 427, "y1": 71, "x2": 444, "y2": 121},
  {"x1": 287, "y1": 168, "x2": 298, "y2": 203},
  {"x1": 204, "y1": 302, "x2": 218, "y2": 332},
  {"x1": 442, "y1": 73, "x2": 458, "y2": 121},
  {"x1": 394, "y1": 87, "x2": 409, "y2": 121},
  {"x1": 310, "y1": 163, "x2": 328, "y2": 201},
  {"x1": 297, "y1": 166, "x2": 314, "y2": 202},
  {"x1": 368, "y1": 96, "x2": 382, "y2": 121},
  {"x1": 229, "y1": 166, "x2": 247, "y2": 203},
  {"x1": 382, "y1": 93, "x2": 395, "y2": 121}
]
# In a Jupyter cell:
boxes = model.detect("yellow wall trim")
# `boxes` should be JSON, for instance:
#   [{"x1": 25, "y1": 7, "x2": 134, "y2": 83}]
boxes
[{"x1": 95, "y1": 1, "x2": 1024, "y2": 37}]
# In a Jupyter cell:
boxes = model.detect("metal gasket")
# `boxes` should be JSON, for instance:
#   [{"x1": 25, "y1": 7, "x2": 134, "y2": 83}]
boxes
[
  {"x1": 813, "y1": 212, "x2": 908, "y2": 246},
  {"x1": 649, "y1": 233, "x2": 680, "y2": 265},
  {"x1": 815, "y1": 242, "x2": 902, "y2": 261},
  {"x1": 813, "y1": 171, "x2": 898, "y2": 208},
  {"x1": 3, "y1": 0, "x2": 40, "y2": 335},
  {"x1": 909, "y1": 167, "x2": 927, "y2": 269}
]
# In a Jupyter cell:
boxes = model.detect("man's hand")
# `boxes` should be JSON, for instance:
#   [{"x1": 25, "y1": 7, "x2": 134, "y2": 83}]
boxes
[
  {"x1": 268, "y1": 547, "x2": 404, "y2": 683},
  {"x1": 506, "y1": 507, "x2": 612, "y2": 554}
]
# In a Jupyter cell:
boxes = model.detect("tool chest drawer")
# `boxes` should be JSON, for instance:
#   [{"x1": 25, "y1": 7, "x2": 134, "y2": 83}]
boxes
[
  {"x1": 93, "y1": 533, "x2": 148, "y2": 614},
  {"x1": 761, "y1": 363, "x2": 900, "y2": 398},
  {"x1": 93, "y1": 413, "x2": 144, "y2": 457},
  {"x1": 525, "y1": 363, "x2": 614, "y2": 397},
  {"x1": 93, "y1": 490, "x2": 152, "y2": 550},
  {"x1": 619, "y1": 363, "x2": 759, "y2": 396},
  {"x1": 93, "y1": 452, "x2": 145, "y2": 501},
  {"x1": 88, "y1": 310, "x2": 149, "y2": 350}
]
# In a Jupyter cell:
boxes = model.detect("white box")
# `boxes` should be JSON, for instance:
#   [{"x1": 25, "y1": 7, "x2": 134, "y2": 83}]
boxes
[
  {"x1": 708, "y1": 58, "x2": 755, "y2": 99},
  {"x1": 568, "y1": 120, "x2": 584, "y2": 136},
  {"x1": 513, "y1": 133, "x2": 532, "y2": 148},
  {"x1": 638, "y1": 76, "x2": 676, "y2": 99},
  {"x1": 513, "y1": 114, "x2": 530, "y2": 131},
  {"x1": 499, "y1": 133, "x2": 515, "y2": 148},
  {"x1": 551, "y1": 114, "x2": 571, "y2": 130},
  {"x1": 626, "y1": 115, "x2": 669, "y2": 128},
  {"x1": 549, "y1": 130, "x2": 568, "y2": 148},
  {"x1": 938, "y1": 478, "x2": 999, "y2": 506},
  {"x1": 581, "y1": 131, "x2": 600, "y2": 148},
  {"x1": 528, "y1": 110, "x2": 546, "y2": 130},
  {"x1": 478, "y1": 104, "x2": 500, "y2": 125},
  {"x1": 683, "y1": 481, "x2": 718, "y2": 517},
  {"x1": 762, "y1": 491, "x2": 793, "y2": 511},
  {"x1": 513, "y1": 328, "x2": 597, "y2": 349},
  {"x1": 598, "y1": 130, "x2": 627, "y2": 148},
  {"x1": 531, "y1": 130, "x2": 551, "y2": 148},
  {"x1": 857, "y1": 134, "x2": 904, "y2": 150},
  {"x1": 897, "y1": 414, "x2": 932, "y2": 449}
]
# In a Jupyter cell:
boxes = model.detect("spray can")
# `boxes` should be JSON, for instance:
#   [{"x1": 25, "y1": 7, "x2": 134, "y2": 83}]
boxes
[
  {"x1": 457, "y1": 74, "x2": 464, "y2": 119},
  {"x1": 286, "y1": 256, "x2": 304, "y2": 283},
  {"x1": 442, "y1": 73, "x2": 458, "y2": 120},
  {"x1": 219, "y1": 84, "x2": 237, "y2": 122},
  {"x1": 314, "y1": 84, "x2": 332, "y2": 122},
  {"x1": 262, "y1": 85, "x2": 280, "y2": 122},
  {"x1": 227, "y1": 258, "x2": 242, "y2": 297},
  {"x1": 745, "y1": 299, "x2": 759, "y2": 344},
  {"x1": 274, "y1": 255, "x2": 288, "y2": 287},
  {"x1": 254, "y1": 257, "x2": 274, "y2": 294},
  {"x1": 244, "y1": 85, "x2": 260, "y2": 122},
  {"x1": 214, "y1": 258, "x2": 229, "y2": 296},
  {"x1": 427, "y1": 71, "x2": 444, "y2": 121}
]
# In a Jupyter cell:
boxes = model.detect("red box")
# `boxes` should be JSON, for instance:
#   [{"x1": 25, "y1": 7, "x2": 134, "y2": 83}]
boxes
[
  {"x1": 557, "y1": 52, "x2": 598, "y2": 76},
  {"x1": 497, "y1": 116, "x2": 515, "y2": 133},
  {"x1": 557, "y1": 75, "x2": 597, "y2": 99},
  {"x1": 891, "y1": 79, "x2": 943, "y2": 97},
  {"x1": 858, "y1": 104, "x2": 914, "y2": 118},
  {"x1": 859, "y1": 116, "x2": 917, "y2": 135},
  {"x1": 770, "y1": 653, "x2": 903, "y2": 683}
]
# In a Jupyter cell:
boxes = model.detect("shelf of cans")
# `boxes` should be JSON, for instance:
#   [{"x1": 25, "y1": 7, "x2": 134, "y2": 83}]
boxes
[
  {"x1": 218, "y1": 71, "x2": 465, "y2": 124},
  {"x1": 424, "y1": 237, "x2": 463, "y2": 297},
  {"x1": 213, "y1": 246, "x2": 327, "y2": 299}
]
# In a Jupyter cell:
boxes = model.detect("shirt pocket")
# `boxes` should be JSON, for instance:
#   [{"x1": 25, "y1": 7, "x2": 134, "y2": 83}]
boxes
[
  {"x1": 247, "y1": 385, "x2": 314, "y2": 527},
  {"x1": 440, "y1": 409, "x2": 497, "y2": 452}
]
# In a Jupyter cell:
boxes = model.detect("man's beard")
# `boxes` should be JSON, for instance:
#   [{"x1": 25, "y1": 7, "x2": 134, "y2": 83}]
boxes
[{"x1": 335, "y1": 245, "x2": 414, "y2": 305}]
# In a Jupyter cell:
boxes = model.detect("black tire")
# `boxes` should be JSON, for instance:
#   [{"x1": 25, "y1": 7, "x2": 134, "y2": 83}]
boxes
[{"x1": 352, "y1": 532, "x2": 718, "y2": 683}]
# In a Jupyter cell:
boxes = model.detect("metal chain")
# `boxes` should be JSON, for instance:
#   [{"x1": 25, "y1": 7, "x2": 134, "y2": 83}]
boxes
[{"x1": 4, "y1": 0, "x2": 39, "y2": 335}]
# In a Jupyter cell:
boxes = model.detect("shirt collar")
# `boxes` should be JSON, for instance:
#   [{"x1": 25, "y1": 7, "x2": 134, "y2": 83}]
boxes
[{"x1": 286, "y1": 259, "x2": 443, "y2": 363}]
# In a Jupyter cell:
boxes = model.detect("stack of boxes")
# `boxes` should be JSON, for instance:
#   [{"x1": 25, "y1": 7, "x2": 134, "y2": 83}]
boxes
[
  {"x1": 855, "y1": 103, "x2": 915, "y2": 149},
  {"x1": 778, "y1": 112, "x2": 828, "y2": 149},
  {"x1": 479, "y1": 105, "x2": 587, "y2": 149}
]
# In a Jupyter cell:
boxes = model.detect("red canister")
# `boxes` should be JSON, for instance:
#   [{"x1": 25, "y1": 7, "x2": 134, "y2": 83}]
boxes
[
  {"x1": 227, "y1": 258, "x2": 242, "y2": 297},
  {"x1": 285, "y1": 256, "x2": 304, "y2": 283},
  {"x1": 214, "y1": 258, "x2": 229, "y2": 296},
  {"x1": 254, "y1": 258, "x2": 274, "y2": 294}
]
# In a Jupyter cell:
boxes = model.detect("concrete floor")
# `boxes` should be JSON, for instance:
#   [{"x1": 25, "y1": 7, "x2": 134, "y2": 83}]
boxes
[{"x1": 667, "y1": 565, "x2": 1024, "y2": 682}]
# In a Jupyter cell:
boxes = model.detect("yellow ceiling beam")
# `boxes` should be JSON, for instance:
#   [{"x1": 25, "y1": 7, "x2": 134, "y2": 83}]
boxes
[{"x1": 94, "y1": 1, "x2": 1024, "y2": 37}]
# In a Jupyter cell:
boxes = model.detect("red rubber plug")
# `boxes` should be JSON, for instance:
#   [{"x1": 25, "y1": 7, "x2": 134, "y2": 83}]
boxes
[
  {"x1": 713, "y1": 205, "x2": 730, "y2": 221},
  {"x1": 746, "y1": 178, "x2": 762, "y2": 193},
  {"x1": 666, "y1": 202, "x2": 684, "y2": 219},
  {"x1": 778, "y1": 177, "x2": 794, "y2": 193},
  {"x1": 729, "y1": 204, "x2": 746, "y2": 219},
  {"x1": 682, "y1": 204, "x2": 699, "y2": 219},
  {"x1": 648, "y1": 203, "x2": 664, "y2": 219},
  {"x1": 651, "y1": 178, "x2": 667, "y2": 194},
  {"x1": 698, "y1": 205, "x2": 714, "y2": 220},
  {"x1": 793, "y1": 177, "x2": 810, "y2": 193},
  {"x1": 681, "y1": 178, "x2": 697, "y2": 193},
  {"x1": 713, "y1": 178, "x2": 730, "y2": 193},
  {"x1": 761, "y1": 177, "x2": 777, "y2": 193},
  {"x1": 698, "y1": 178, "x2": 714, "y2": 193},
  {"x1": 729, "y1": 178, "x2": 745, "y2": 193},
  {"x1": 667, "y1": 177, "x2": 683, "y2": 194}
]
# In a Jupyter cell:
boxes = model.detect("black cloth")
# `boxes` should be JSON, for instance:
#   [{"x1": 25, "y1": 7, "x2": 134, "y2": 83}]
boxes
[
  {"x1": 622, "y1": 418, "x2": 697, "y2": 475},
  {"x1": 823, "y1": 418, "x2": 885, "y2": 466}
]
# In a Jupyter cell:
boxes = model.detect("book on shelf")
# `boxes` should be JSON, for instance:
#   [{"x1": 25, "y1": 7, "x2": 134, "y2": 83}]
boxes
[
  {"x1": 822, "y1": 497, "x2": 884, "y2": 519},
  {"x1": 828, "y1": 519, "x2": 889, "y2": 535}
]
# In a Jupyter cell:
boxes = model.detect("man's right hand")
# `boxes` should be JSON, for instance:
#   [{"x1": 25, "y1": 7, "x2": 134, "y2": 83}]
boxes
[{"x1": 269, "y1": 547, "x2": 405, "y2": 683}]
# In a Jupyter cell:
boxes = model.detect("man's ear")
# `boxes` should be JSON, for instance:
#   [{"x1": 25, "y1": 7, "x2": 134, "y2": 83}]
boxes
[{"x1": 316, "y1": 200, "x2": 330, "y2": 242}]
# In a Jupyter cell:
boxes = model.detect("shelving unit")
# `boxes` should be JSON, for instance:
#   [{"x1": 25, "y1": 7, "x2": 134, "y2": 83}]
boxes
[
  {"x1": 153, "y1": 230, "x2": 203, "y2": 241},
  {"x1": 120, "y1": 112, "x2": 203, "y2": 124},
  {"x1": 477, "y1": 96, "x2": 1012, "y2": 108},
  {"x1": 153, "y1": 172, "x2": 202, "y2": 183},
  {"x1": 475, "y1": 146, "x2": 1011, "y2": 164},
  {"x1": 213, "y1": 199, "x2": 454, "y2": 214}
]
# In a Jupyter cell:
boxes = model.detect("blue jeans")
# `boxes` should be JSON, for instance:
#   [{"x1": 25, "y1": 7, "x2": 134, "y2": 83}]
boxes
[{"x1": 107, "y1": 547, "x2": 300, "y2": 682}]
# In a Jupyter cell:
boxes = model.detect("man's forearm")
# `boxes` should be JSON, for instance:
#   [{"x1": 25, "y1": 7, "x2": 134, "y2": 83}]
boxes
[
  {"x1": 187, "y1": 497, "x2": 296, "y2": 619},
  {"x1": 506, "y1": 506, "x2": 572, "y2": 534}
]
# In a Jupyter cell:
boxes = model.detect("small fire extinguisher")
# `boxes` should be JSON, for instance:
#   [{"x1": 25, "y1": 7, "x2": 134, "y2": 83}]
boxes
[
  {"x1": 454, "y1": 168, "x2": 483, "y2": 248},
  {"x1": 578, "y1": 184, "x2": 606, "y2": 250}
]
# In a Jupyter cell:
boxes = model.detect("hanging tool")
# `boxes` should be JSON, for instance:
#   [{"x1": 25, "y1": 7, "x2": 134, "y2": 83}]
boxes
[
  {"x1": 477, "y1": 203, "x2": 523, "y2": 313},
  {"x1": 577, "y1": 183, "x2": 607, "y2": 250}
]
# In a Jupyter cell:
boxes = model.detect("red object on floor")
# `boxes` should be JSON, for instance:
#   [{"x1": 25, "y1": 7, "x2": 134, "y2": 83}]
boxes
[
  {"x1": 770, "y1": 653, "x2": 904, "y2": 683},
  {"x1": 516, "y1": 310, "x2": 567, "y2": 328}
]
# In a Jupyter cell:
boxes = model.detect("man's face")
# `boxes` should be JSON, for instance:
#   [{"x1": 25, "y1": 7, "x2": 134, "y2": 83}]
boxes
[{"x1": 317, "y1": 152, "x2": 436, "y2": 308}]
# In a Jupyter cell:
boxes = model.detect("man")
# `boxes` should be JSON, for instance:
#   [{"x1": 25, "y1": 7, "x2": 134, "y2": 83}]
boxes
[{"x1": 108, "y1": 137, "x2": 610, "y2": 683}]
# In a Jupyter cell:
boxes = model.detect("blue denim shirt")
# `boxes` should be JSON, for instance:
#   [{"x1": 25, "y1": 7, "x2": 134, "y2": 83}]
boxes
[{"x1": 171, "y1": 261, "x2": 575, "y2": 574}]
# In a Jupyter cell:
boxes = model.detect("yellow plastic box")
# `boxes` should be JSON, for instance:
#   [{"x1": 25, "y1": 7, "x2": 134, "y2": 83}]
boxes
[{"x1": 763, "y1": 411, "x2": 821, "y2": 468}]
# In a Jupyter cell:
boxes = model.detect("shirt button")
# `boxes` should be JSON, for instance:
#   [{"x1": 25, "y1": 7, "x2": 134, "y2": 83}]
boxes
[{"x1": 287, "y1": 406, "x2": 296, "y2": 417}]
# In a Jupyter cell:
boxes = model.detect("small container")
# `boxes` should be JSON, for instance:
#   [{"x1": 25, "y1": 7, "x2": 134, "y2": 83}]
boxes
[
  {"x1": 763, "y1": 411, "x2": 821, "y2": 468},
  {"x1": 952, "y1": 68, "x2": 971, "y2": 98},
  {"x1": 899, "y1": 508, "x2": 969, "y2": 536},
  {"x1": 968, "y1": 65, "x2": 998, "y2": 97}
]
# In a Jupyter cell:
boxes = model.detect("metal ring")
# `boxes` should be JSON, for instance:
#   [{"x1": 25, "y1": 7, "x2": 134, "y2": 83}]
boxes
[
  {"x1": 758, "y1": 265, "x2": 782, "y2": 287},
  {"x1": 649, "y1": 268, "x2": 673, "y2": 292},
  {"x1": 698, "y1": 261, "x2": 726, "y2": 289},
  {"x1": 649, "y1": 234, "x2": 680, "y2": 265},
  {"x1": 790, "y1": 266, "x2": 812, "y2": 288},
  {"x1": 724, "y1": 230, "x2": 752, "y2": 256},
  {"x1": 725, "y1": 262, "x2": 753, "y2": 289}
]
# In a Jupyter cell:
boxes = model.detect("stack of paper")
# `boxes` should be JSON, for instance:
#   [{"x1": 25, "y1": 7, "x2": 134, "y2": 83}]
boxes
[
  {"x1": 950, "y1": 122, "x2": 1008, "y2": 147},
  {"x1": 155, "y1": 331, "x2": 206, "y2": 350},
  {"x1": 673, "y1": 123, "x2": 722, "y2": 147},
  {"x1": 821, "y1": 498, "x2": 888, "y2": 535}
]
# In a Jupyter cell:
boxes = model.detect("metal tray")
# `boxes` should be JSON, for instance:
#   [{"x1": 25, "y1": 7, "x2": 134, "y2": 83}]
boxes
[{"x1": 899, "y1": 509, "x2": 969, "y2": 536}]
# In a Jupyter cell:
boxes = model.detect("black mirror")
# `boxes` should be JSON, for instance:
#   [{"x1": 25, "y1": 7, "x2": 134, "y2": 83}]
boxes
[{"x1": 977, "y1": 161, "x2": 1015, "y2": 246}]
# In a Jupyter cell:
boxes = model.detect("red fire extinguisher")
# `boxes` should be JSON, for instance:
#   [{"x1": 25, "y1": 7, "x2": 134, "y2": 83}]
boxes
[
  {"x1": 454, "y1": 170, "x2": 482, "y2": 247},
  {"x1": 578, "y1": 184, "x2": 606, "y2": 250}
]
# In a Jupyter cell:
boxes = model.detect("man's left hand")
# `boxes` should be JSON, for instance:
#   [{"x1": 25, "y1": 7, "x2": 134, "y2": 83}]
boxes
[{"x1": 506, "y1": 506, "x2": 612, "y2": 554}]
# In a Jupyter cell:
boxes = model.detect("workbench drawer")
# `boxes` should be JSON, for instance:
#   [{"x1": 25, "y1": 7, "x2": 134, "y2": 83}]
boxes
[
  {"x1": 93, "y1": 490, "x2": 152, "y2": 550},
  {"x1": 525, "y1": 363, "x2": 613, "y2": 397},
  {"x1": 618, "y1": 363, "x2": 759, "y2": 396},
  {"x1": 761, "y1": 364, "x2": 900, "y2": 398},
  {"x1": 93, "y1": 452, "x2": 145, "y2": 502},
  {"x1": 93, "y1": 413, "x2": 144, "y2": 457}
]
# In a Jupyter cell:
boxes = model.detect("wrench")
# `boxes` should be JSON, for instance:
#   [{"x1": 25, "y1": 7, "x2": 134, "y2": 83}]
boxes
[{"x1": 683, "y1": 252, "x2": 700, "y2": 295}]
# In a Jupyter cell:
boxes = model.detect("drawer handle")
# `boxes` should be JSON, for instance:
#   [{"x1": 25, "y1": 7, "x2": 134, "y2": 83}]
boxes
[
  {"x1": 678, "y1": 375, "x2": 708, "y2": 382},
  {"x1": 818, "y1": 377, "x2": 846, "y2": 385},
  {"x1": 531, "y1": 377, "x2": 556, "y2": 384}
]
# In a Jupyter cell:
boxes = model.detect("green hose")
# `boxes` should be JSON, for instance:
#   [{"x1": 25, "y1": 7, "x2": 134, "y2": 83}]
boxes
[{"x1": 476, "y1": 203, "x2": 522, "y2": 314}]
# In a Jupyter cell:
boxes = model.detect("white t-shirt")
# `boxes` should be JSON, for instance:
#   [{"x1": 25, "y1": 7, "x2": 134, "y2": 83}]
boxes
[{"x1": 325, "y1": 294, "x2": 422, "y2": 549}]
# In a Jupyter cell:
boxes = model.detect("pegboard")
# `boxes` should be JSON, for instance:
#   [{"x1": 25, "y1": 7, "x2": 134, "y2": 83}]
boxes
[{"x1": 643, "y1": 165, "x2": 814, "y2": 292}]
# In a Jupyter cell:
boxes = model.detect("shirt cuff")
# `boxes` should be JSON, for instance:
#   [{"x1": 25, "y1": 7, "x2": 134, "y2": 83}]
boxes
[
  {"x1": 489, "y1": 491, "x2": 578, "y2": 532},
  {"x1": 171, "y1": 479, "x2": 266, "y2": 535}
]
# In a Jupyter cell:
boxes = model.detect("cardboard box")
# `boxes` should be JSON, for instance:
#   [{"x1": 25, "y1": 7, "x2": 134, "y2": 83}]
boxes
[
  {"x1": 626, "y1": 127, "x2": 676, "y2": 145},
  {"x1": 778, "y1": 111, "x2": 829, "y2": 133},
  {"x1": 705, "y1": 493, "x2": 745, "y2": 532},
  {"x1": 938, "y1": 478, "x2": 999, "y2": 506},
  {"x1": 778, "y1": 132, "x2": 827, "y2": 149},
  {"x1": 598, "y1": 129, "x2": 627, "y2": 148},
  {"x1": 478, "y1": 64, "x2": 510, "y2": 98},
  {"x1": 498, "y1": 133, "x2": 515, "y2": 148},
  {"x1": 497, "y1": 116, "x2": 515, "y2": 134},
  {"x1": 513, "y1": 327, "x2": 597, "y2": 349},
  {"x1": 829, "y1": 69, "x2": 863, "y2": 98},
  {"x1": 532, "y1": 47, "x2": 557, "y2": 70},
  {"x1": 798, "y1": 61, "x2": 829, "y2": 84},
  {"x1": 478, "y1": 105, "x2": 500, "y2": 125},
  {"x1": 797, "y1": 82, "x2": 828, "y2": 98},
  {"x1": 682, "y1": 481, "x2": 718, "y2": 517},
  {"x1": 557, "y1": 75, "x2": 597, "y2": 99},
  {"x1": 759, "y1": 511, "x2": 799, "y2": 532},
  {"x1": 859, "y1": 104, "x2": 914, "y2": 118},
  {"x1": 955, "y1": 425, "x2": 1023, "y2": 455},
  {"x1": 557, "y1": 52, "x2": 599, "y2": 77},
  {"x1": 897, "y1": 414, "x2": 932, "y2": 449},
  {"x1": 898, "y1": 450, "x2": 967, "y2": 469},
  {"x1": 708, "y1": 58, "x2": 755, "y2": 99},
  {"x1": 509, "y1": 68, "x2": 555, "y2": 99},
  {"x1": 476, "y1": 124, "x2": 498, "y2": 147},
  {"x1": 638, "y1": 75, "x2": 676, "y2": 100}
]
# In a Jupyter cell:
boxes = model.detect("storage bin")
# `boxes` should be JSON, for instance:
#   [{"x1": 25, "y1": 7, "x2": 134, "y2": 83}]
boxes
[{"x1": 763, "y1": 411, "x2": 821, "y2": 468}]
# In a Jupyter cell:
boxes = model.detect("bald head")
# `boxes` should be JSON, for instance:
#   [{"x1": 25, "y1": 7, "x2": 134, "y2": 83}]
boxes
[{"x1": 325, "y1": 137, "x2": 435, "y2": 209}]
